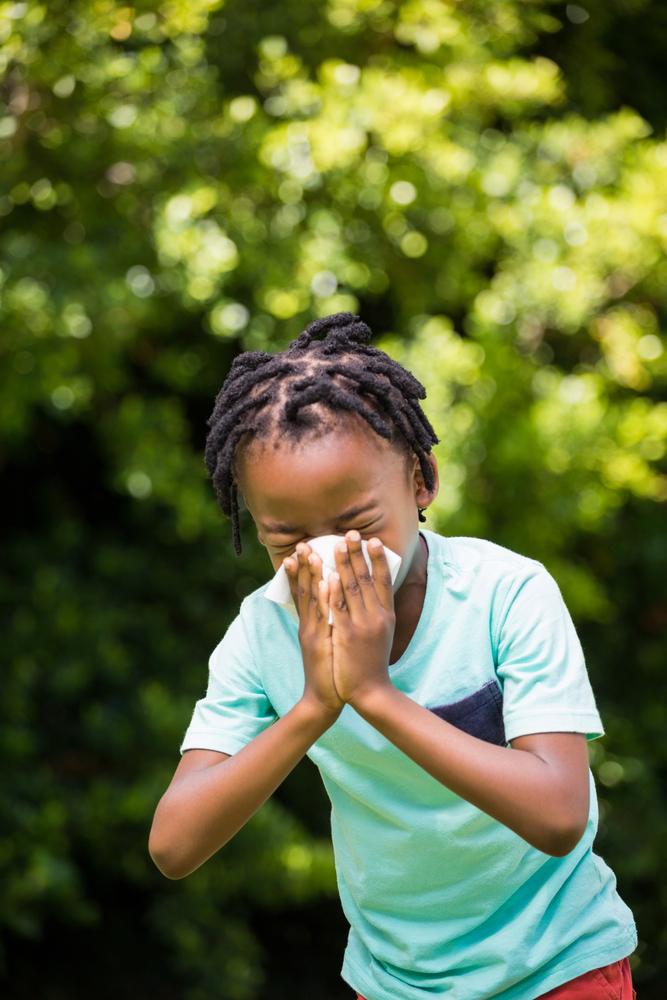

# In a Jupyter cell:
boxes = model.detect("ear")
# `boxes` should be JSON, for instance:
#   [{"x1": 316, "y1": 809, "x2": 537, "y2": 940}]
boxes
[{"x1": 413, "y1": 452, "x2": 439, "y2": 508}]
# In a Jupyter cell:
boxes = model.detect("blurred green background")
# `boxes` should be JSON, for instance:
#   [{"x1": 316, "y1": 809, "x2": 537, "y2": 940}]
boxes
[{"x1": 1, "y1": 1, "x2": 665, "y2": 997}]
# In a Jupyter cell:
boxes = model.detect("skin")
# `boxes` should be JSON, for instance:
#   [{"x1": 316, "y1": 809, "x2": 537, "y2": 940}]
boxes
[
  {"x1": 148, "y1": 412, "x2": 591, "y2": 879},
  {"x1": 238, "y1": 413, "x2": 435, "y2": 667}
]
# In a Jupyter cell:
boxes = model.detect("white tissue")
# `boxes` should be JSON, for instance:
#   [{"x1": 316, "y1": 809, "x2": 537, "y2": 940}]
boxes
[{"x1": 264, "y1": 533, "x2": 402, "y2": 625}]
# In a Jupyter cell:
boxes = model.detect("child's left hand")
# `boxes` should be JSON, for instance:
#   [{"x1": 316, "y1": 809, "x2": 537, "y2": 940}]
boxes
[{"x1": 328, "y1": 531, "x2": 396, "y2": 706}]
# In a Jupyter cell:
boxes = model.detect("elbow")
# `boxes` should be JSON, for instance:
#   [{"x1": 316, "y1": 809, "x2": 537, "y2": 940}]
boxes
[
  {"x1": 148, "y1": 833, "x2": 188, "y2": 880},
  {"x1": 149, "y1": 836, "x2": 202, "y2": 880},
  {"x1": 540, "y1": 782, "x2": 590, "y2": 857},
  {"x1": 542, "y1": 819, "x2": 587, "y2": 858},
  {"x1": 148, "y1": 816, "x2": 221, "y2": 880},
  {"x1": 148, "y1": 807, "x2": 196, "y2": 880},
  {"x1": 154, "y1": 863, "x2": 191, "y2": 881},
  {"x1": 149, "y1": 856, "x2": 184, "y2": 881}
]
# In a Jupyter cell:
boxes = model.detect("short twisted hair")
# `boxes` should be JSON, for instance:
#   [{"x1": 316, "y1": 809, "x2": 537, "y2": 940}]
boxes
[{"x1": 204, "y1": 312, "x2": 440, "y2": 554}]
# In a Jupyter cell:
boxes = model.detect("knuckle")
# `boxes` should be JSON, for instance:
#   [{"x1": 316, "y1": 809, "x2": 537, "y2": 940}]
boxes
[{"x1": 346, "y1": 579, "x2": 361, "y2": 595}]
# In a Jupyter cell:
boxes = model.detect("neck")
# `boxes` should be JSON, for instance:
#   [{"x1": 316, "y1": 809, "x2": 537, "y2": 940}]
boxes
[{"x1": 396, "y1": 531, "x2": 428, "y2": 600}]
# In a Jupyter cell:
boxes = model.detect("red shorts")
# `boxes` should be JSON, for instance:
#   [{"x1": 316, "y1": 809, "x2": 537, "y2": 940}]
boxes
[{"x1": 356, "y1": 955, "x2": 636, "y2": 999}]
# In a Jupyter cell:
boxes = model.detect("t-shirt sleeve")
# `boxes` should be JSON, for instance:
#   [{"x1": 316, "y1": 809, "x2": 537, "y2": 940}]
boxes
[
  {"x1": 494, "y1": 564, "x2": 605, "y2": 743},
  {"x1": 179, "y1": 607, "x2": 278, "y2": 756}
]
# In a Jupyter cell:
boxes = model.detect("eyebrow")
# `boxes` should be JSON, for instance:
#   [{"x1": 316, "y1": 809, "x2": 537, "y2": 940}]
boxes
[{"x1": 262, "y1": 501, "x2": 378, "y2": 535}]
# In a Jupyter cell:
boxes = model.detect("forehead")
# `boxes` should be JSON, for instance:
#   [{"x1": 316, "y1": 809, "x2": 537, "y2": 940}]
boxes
[{"x1": 237, "y1": 426, "x2": 407, "y2": 531}]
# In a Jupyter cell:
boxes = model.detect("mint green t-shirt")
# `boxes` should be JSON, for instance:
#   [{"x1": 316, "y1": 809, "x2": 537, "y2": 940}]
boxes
[{"x1": 180, "y1": 529, "x2": 637, "y2": 1000}]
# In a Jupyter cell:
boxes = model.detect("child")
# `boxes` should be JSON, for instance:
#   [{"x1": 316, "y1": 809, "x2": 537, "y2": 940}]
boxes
[{"x1": 149, "y1": 312, "x2": 638, "y2": 999}]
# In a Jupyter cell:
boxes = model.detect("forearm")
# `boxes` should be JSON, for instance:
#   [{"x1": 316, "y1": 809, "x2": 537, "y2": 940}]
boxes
[
  {"x1": 353, "y1": 684, "x2": 576, "y2": 856},
  {"x1": 151, "y1": 698, "x2": 334, "y2": 878}
]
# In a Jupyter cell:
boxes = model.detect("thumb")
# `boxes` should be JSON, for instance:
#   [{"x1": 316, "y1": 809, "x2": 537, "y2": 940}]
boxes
[{"x1": 316, "y1": 576, "x2": 333, "y2": 629}]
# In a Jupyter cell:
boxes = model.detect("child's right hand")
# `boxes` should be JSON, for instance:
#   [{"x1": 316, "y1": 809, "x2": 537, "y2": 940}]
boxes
[{"x1": 283, "y1": 543, "x2": 344, "y2": 722}]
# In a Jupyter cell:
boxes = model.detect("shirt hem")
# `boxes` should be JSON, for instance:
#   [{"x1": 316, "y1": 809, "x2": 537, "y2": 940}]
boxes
[
  {"x1": 179, "y1": 732, "x2": 248, "y2": 756},
  {"x1": 341, "y1": 924, "x2": 637, "y2": 1000},
  {"x1": 502, "y1": 925, "x2": 638, "y2": 1000},
  {"x1": 503, "y1": 711, "x2": 604, "y2": 742}
]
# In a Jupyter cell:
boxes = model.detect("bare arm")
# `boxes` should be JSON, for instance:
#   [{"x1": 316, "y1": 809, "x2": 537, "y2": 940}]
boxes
[
  {"x1": 353, "y1": 684, "x2": 590, "y2": 856},
  {"x1": 148, "y1": 541, "x2": 342, "y2": 880},
  {"x1": 148, "y1": 698, "x2": 335, "y2": 879}
]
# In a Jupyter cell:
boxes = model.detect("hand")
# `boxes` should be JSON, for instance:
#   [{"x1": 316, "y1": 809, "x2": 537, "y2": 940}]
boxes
[
  {"x1": 328, "y1": 532, "x2": 396, "y2": 706},
  {"x1": 283, "y1": 542, "x2": 344, "y2": 723}
]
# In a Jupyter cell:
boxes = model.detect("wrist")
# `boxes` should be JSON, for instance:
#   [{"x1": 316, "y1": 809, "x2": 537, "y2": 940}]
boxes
[
  {"x1": 348, "y1": 679, "x2": 398, "y2": 717},
  {"x1": 296, "y1": 695, "x2": 342, "y2": 733}
]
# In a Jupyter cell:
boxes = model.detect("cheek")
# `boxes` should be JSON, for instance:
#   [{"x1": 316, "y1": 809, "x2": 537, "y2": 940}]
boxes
[{"x1": 270, "y1": 552, "x2": 292, "y2": 574}]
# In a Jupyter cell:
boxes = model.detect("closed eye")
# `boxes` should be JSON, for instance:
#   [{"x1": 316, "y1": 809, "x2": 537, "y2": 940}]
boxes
[{"x1": 274, "y1": 522, "x2": 378, "y2": 552}]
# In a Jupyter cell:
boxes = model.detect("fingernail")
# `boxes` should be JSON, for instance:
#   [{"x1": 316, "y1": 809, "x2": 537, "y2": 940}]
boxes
[
  {"x1": 369, "y1": 539, "x2": 382, "y2": 550},
  {"x1": 336, "y1": 542, "x2": 347, "y2": 553},
  {"x1": 347, "y1": 530, "x2": 360, "y2": 542}
]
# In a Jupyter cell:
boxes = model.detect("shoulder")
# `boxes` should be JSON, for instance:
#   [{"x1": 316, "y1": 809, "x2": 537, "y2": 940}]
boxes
[
  {"x1": 237, "y1": 578, "x2": 297, "y2": 642},
  {"x1": 239, "y1": 578, "x2": 272, "y2": 610},
  {"x1": 424, "y1": 530, "x2": 559, "y2": 638},
  {"x1": 426, "y1": 529, "x2": 546, "y2": 585}
]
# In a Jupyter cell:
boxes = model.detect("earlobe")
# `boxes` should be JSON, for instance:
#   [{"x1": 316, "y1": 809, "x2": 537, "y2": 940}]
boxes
[
  {"x1": 423, "y1": 453, "x2": 439, "y2": 504},
  {"x1": 413, "y1": 454, "x2": 439, "y2": 508}
]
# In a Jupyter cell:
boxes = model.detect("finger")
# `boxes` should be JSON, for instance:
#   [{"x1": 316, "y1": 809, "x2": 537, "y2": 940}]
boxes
[
  {"x1": 316, "y1": 576, "x2": 332, "y2": 629},
  {"x1": 334, "y1": 538, "x2": 366, "y2": 619},
  {"x1": 344, "y1": 531, "x2": 382, "y2": 611},
  {"x1": 283, "y1": 552, "x2": 303, "y2": 608},
  {"x1": 366, "y1": 537, "x2": 395, "y2": 611},
  {"x1": 307, "y1": 551, "x2": 327, "y2": 622},
  {"x1": 290, "y1": 542, "x2": 313, "y2": 619},
  {"x1": 307, "y1": 550, "x2": 322, "y2": 582},
  {"x1": 328, "y1": 571, "x2": 348, "y2": 620},
  {"x1": 283, "y1": 556, "x2": 297, "y2": 606},
  {"x1": 298, "y1": 543, "x2": 319, "y2": 618}
]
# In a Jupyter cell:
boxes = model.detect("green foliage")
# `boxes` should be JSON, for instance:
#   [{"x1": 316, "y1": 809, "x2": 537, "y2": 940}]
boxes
[{"x1": 1, "y1": 1, "x2": 665, "y2": 996}]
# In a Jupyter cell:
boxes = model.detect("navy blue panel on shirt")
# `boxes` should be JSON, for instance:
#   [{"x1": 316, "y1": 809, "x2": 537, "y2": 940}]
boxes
[{"x1": 428, "y1": 680, "x2": 507, "y2": 746}]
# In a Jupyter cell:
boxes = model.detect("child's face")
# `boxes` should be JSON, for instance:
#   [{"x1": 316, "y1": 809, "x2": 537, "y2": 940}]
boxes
[{"x1": 235, "y1": 418, "x2": 438, "y2": 592}]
